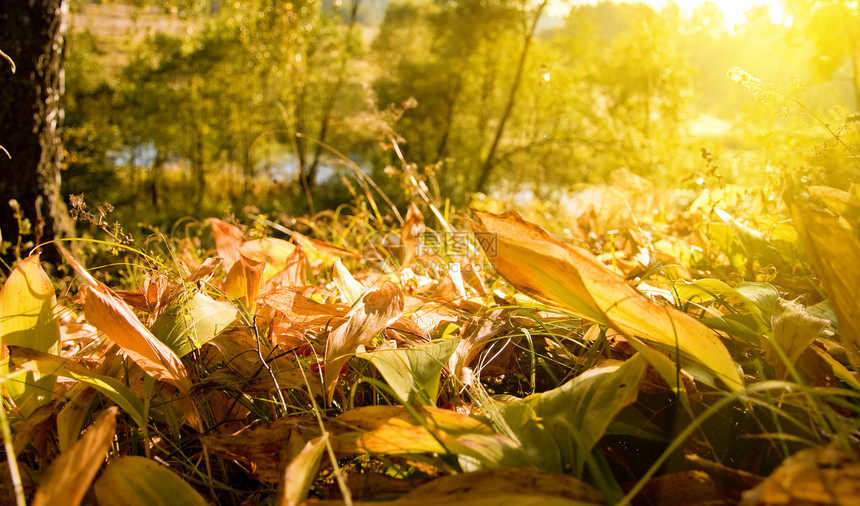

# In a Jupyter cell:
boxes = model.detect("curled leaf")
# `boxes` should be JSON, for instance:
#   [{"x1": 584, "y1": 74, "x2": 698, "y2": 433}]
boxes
[{"x1": 324, "y1": 282, "x2": 404, "y2": 403}]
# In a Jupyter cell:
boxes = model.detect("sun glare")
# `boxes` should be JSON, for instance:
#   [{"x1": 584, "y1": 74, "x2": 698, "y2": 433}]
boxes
[{"x1": 557, "y1": 0, "x2": 790, "y2": 29}]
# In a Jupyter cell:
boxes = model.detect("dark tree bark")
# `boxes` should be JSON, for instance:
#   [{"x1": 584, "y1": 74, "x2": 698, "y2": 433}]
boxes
[{"x1": 0, "y1": 0, "x2": 74, "y2": 266}]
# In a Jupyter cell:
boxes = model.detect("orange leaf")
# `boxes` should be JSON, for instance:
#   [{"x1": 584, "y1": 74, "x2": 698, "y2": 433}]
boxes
[
  {"x1": 209, "y1": 218, "x2": 244, "y2": 271},
  {"x1": 223, "y1": 254, "x2": 265, "y2": 311},
  {"x1": 82, "y1": 285, "x2": 189, "y2": 390},
  {"x1": 471, "y1": 210, "x2": 742, "y2": 391}
]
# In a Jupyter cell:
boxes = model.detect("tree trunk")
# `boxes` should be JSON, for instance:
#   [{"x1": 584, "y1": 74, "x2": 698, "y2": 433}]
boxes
[{"x1": 0, "y1": 0, "x2": 74, "y2": 266}]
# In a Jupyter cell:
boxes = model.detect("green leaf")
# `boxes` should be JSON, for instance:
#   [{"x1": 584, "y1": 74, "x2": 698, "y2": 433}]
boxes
[
  {"x1": 359, "y1": 338, "x2": 459, "y2": 405},
  {"x1": 94, "y1": 456, "x2": 208, "y2": 506},
  {"x1": 151, "y1": 291, "x2": 237, "y2": 358},
  {"x1": 497, "y1": 354, "x2": 647, "y2": 475}
]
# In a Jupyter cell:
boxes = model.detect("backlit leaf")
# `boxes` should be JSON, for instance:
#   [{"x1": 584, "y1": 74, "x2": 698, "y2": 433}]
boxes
[
  {"x1": 787, "y1": 190, "x2": 860, "y2": 367},
  {"x1": 359, "y1": 337, "x2": 459, "y2": 405},
  {"x1": 0, "y1": 253, "x2": 60, "y2": 413},
  {"x1": 151, "y1": 291, "x2": 237, "y2": 357},
  {"x1": 209, "y1": 217, "x2": 244, "y2": 271},
  {"x1": 81, "y1": 284, "x2": 190, "y2": 390},
  {"x1": 471, "y1": 210, "x2": 742, "y2": 391},
  {"x1": 9, "y1": 346, "x2": 145, "y2": 428}
]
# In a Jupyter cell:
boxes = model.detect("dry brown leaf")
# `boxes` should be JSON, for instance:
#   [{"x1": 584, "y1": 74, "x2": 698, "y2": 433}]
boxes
[
  {"x1": 330, "y1": 405, "x2": 496, "y2": 456},
  {"x1": 210, "y1": 218, "x2": 244, "y2": 271},
  {"x1": 401, "y1": 467, "x2": 603, "y2": 504},
  {"x1": 264, "y1": 243, "x2": 308, "y2": 291},
  {"x1": 11, "y1": 403, "x2": 57, "y2": 460},
  {"x1": 470, "y1": 210, "x2": 742, "y2": 391},
  {"x1": 81, "y1": 284, "x2": 190, "y2": 391},
  {"x1": 324, "y1": 282, "x2": 405, "y2": 403},
  {"x1": 185, "y1": 256, "x2": 222, "y2": 284},
  {"x1": 202, "y1": 417, "x2": 320, "y2": 483},
  {"x1": 448, "y1": 308, "x2": 514, "y2": 384},
  {"x1": 205, "y1": 326, "x2": 321, "y2": 397},
  {"x1": 403, "y1": 296, "x2": 460, "y2": 337},
  {"x1": 292, "y1": 231, "x2": 362, "y2": 260},
  {"x1": 31, "y1": 406, "x2": 117, "y2": 506},
  {"x1": 633, "y1": 470, "x2": 719, "y2": 505}
]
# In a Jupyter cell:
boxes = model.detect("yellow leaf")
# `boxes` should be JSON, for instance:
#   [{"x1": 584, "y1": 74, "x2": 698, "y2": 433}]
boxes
[
  {"x1": 331, "y1": 405, "x2": 496, "y2": 456},
  {"x1": 278, "y1": 434, "x2": 328, "y2": 506},
  {"x1": 0, "y1": 254, "x2": 59, "y2": 357},
  {"x1": 0, "y1": 253, "x2": 60, "y2": 413},
  {"x1": 31, "y1": 407, "x2": 117, "y2": 506},
  {"x1": 787, "y1": 192, "x2": 860, "y2": 367},
  {"x1": 470, "y1": 210, "x2": 742, "y2": 391},
  {"x1": 240, "y1": 237, "x2": 296, "y2": 281},
  {"x1": 94, "y1": 456, "x2": 208, "y2": 506},
  {"x1": 332, "y1": 259, "x2": 366, "y2": 305}
]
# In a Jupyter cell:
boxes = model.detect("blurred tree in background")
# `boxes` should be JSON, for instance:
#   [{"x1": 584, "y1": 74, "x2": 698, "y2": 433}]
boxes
[{"x1": 54, "y1": 0, "x2": 860, "y2": 234}]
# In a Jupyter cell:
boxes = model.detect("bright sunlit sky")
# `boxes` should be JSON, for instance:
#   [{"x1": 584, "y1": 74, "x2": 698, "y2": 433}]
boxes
[{"x1": 555, "y1": 1, "x2": 788, "y2": 29}]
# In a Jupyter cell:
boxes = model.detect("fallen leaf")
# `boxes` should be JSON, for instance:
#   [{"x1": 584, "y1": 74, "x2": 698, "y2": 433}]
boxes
[
  {"x1": 151, "y1": 291, "x2": 238, "y2": 358},
  {"x1": 765, "y1": 299, "x2": 829, "y2": 378},
  {"x1": 222, "y1": 254, "x2": 266, "y2": 311},
  {"x1": 94, "y1": 455, "x2": 209, "y2": 506},
  {"x1": 470, "y1": 210, "x2": 742, "y2": 392},
  {"x1": 202, "y1": 417, "x2": 320, "y2": 482},
  {"x1": 787, "y1": 190, "x2": 860, "y2": 367},
  {"x1": 401, "y1": 203, "x2": 425, "y2": 266},
  {"x1": 401, "y1": 467, "x2": 603, "y2": 504},
  {"x1": 240, "y1": 237, "x2": 296, "y2": 281},
  {"x1": 359, "y1": 337, "x2": 459, "y2": 405},
  {"x1": 31, "y1": 406, "x2": 117, "y2": 506},
  {"x1": 0, "y1": 253, "x2": 60, "y2": 413},
  {"x1": 277, "y1": 434, "x2": 328, "y2": 506},
  {"x1": 333, "y1": 259, "x2": 367, "y2": 305},
  {"x1": 81, "y1": 284, "x2": 190, "y2": 391},
  {"x1": 324, "y1": 281, "x2": 404, "y2": 403},
  {"x1": 740, "y1": 447, "x2": 860, "y2": 505}
]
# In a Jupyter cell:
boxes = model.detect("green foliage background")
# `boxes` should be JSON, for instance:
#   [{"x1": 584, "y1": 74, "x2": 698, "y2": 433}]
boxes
[{"x1": 62, "y1": 0, "x2": 860, "y2": 232}]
